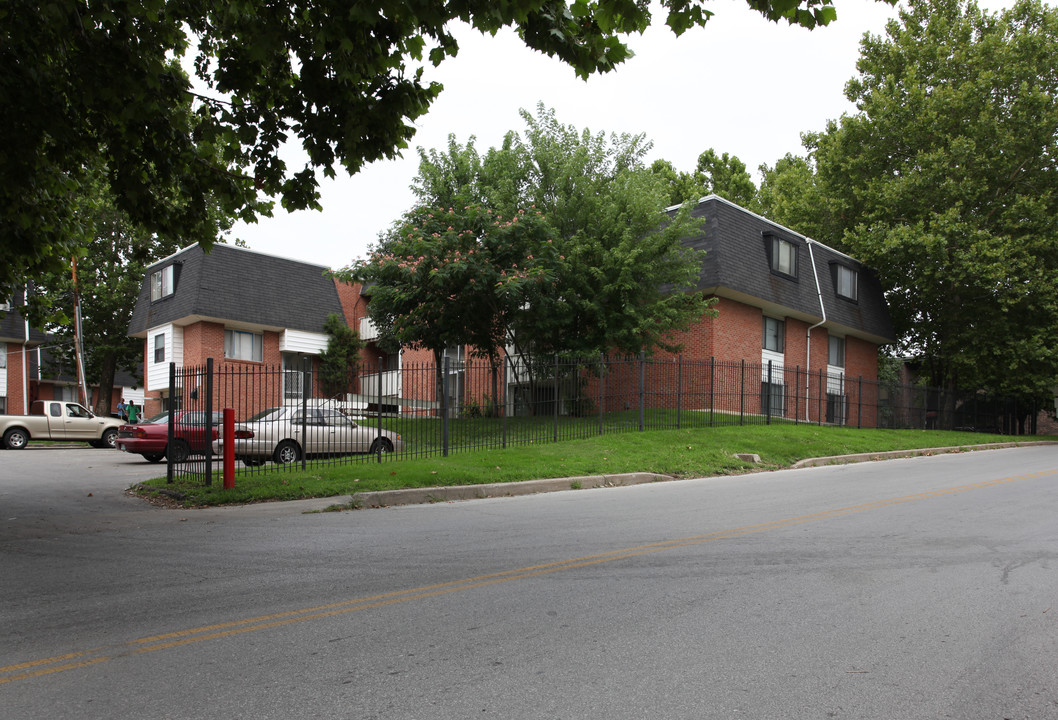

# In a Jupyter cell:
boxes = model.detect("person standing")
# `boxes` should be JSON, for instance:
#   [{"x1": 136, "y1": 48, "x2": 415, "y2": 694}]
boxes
[
  {"x1": 127, "y1": 401, "x2": 139, "y2": 424},
  {"x1": 117, "y1": 398, "x2": 127, "y2": 421}
]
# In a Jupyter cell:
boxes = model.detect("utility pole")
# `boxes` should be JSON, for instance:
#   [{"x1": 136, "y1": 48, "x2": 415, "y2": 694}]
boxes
[{"x1": 71, "y1": 258, "x2": 90, "y2": 408}]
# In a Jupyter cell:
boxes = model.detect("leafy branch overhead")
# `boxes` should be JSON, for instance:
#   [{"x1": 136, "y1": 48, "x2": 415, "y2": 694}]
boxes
[{"x1": 1, "y1": 0, "x2": 877, "y2": 289}]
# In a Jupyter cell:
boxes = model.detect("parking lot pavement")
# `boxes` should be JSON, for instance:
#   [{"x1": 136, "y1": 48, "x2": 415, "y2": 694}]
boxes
[{"x1": 0, "y1": 446, "x2": 172, "y2": 541}]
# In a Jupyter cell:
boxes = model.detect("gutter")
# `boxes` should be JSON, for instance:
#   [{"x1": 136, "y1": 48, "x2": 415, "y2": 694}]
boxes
[{"x1": 805, "y1": 239, "x2": 826, "y2": 422}]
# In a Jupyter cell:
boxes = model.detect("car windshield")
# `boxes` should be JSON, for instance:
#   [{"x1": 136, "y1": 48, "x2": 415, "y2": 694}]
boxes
[
  {"x1": 245, "y1": 408, "x2": 283, "y2": 422},
  {"x1": 143, "y1": 412, "x2": 169, "y2": 424}
]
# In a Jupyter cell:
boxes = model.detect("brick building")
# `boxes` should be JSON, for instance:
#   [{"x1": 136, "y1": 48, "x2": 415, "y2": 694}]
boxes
[
  {"x1": 126, "y1": 197, "x2": 894, "y2": 425},
  {"x1": 0, "y1": 289, "x2": 47, "y2": 415}
]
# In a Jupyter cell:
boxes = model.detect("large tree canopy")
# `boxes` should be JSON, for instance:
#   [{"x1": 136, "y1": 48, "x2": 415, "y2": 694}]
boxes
[
  {"x1": 768, "y1": 0, "x2": 1058, "y2": 400},
  {"x1": 343, "y1": 106, "x2": 712, "y2": 363},
  {"x1": 2, "y1": 0, "x2": 872, "y2": 290},
  {"x1": 651, "y1": 149, "x2": 760, "y2": 209}
]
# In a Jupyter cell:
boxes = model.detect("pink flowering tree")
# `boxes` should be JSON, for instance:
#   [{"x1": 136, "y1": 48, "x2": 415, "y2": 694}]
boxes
[{"x1": 337, "y1": 203, "x2": 557, "y2": 406}]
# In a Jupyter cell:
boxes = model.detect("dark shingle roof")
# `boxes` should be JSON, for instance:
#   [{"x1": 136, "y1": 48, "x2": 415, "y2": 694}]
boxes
[
  {"x1": 681, "y1": 196, "x2": 895, "y2": 344},
  {"x1": 128, "y1": 244, "x2": 344, "y2": 337},
  {"x1": 0, "y1": 288, "x2": 47, "y2": 345}
]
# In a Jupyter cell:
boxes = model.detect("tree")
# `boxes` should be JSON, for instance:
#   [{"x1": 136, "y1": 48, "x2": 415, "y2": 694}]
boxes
[
  {"x1": 2, "y1": 0, "x2": 873, "y2": 290},
  {"x1": 28, "y1": 162, "x2": 236, "y2": 416},
  {"x1": 409, "y1": 105, "x2": 713, "y2": 359},
  {"x1": 338, "y1": 203, "x2": 556, "y2": 406},
  {"x1": 318, "y1": 314, "x2": 365, "y2": 398},
  {"x1": 651, "y1": 150, "x2": 760, "y2": 209},
  {"x1": 756, "y1": 153, "x2": 840, "y2": 243},
  {"x1": 804, "y1": 0, "x2": 1058, "y2": 403},
  {"x1": 31, "y1": 177, "x2": 194, "y2": 415}
]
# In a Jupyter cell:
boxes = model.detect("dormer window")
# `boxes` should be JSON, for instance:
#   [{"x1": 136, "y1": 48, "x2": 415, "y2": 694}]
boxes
[
  {"x1": 767, "y1": 235, "x2": 798, "y2": 278},
  {"x1": 151, "y1": 265, "x2": 175, "y2": 301},
  {"x1": 834, "y1": 265, "x2": 858, "y2": 301}
]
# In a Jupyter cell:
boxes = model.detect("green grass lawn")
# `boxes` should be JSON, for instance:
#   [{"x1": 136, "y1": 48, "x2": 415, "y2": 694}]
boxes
[{"x1": 133, "y1": 423, "x2": 1042, "y2": 507}]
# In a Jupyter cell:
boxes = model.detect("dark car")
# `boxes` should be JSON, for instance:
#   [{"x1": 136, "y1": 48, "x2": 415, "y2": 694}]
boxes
[{"x1": 116, "y1": 410, "x2": 224, "y2": 463}]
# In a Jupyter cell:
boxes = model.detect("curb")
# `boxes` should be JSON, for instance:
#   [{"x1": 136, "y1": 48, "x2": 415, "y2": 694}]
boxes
[
  {"x1": 346, "y1": 441, "x2": 1058, "y2": 510},
  {"x1": 789, "y1": 440, "x2": 1058, "y2": 469},
  {"x1": 348, "y1": 472, "x2": 672, "y2": 509}
]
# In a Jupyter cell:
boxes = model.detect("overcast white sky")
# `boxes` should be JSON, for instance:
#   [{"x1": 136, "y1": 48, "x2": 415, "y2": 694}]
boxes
[{"x1": 224, "y1": 0, "x2": 994, "y2": 269}]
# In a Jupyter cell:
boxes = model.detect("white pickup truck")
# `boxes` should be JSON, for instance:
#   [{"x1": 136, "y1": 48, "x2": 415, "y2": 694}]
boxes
[{"x1": 0, "y1": 400, "x2": 123, "y2": 450}]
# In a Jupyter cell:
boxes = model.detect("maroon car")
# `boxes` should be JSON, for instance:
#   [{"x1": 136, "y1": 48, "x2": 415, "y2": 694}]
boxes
[{"x1": 116, "y1": 410, "x2": 224, "y2": 463}]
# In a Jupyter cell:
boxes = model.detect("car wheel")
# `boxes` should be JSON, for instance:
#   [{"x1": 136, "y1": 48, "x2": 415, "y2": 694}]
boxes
[
  {"x1": 273, "y1": 440, "x2": 301, "y2": 464},
  {"x1": 370, "y1": 438, "x2": 394, "y2": 455},
  {"x1": 143, "y1": 453, "x2": 165, "y2": 463},
  {"x1": 169, "y1": 439, "x2": 191, "y2": 464},
  {"x1": 100, "y1": 428, "x2": 118, "y2": 449},
  {"x1": 3, "y1": 428, "x2": 28, "y2": 450}
]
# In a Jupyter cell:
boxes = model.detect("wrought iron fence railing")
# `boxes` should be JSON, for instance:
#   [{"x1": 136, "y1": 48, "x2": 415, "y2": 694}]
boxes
[{"x1": 159, "y1": 354, "x2": 1043, "y2": 482}]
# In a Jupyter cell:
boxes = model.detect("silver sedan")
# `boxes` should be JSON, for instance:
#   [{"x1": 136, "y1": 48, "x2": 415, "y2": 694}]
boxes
[{"x1": 213, "y1": 405, "x2": 403, "y2": 466}]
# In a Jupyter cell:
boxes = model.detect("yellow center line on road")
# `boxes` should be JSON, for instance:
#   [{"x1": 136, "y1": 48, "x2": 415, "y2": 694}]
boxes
[{"x1": 3, "y1": 466, "x2": 1055, "y2": 685}]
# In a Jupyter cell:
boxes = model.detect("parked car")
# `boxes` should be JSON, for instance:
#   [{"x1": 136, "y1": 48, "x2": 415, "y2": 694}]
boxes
[
  {"x1": 213, "y1": 405, "x2": 402, "y2": 466},
  {"x1": 116, "y1": 410, "x2": 225, "y2": 463},
  {"x1": 0, "y1": 400, "x2": 123, "y2": 450}
]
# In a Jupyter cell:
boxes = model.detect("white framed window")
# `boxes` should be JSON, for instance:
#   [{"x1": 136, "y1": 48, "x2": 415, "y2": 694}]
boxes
[
  {"x1": 835, "y1": 265, "x2": 858, "y2": 301},
  {"x1": 225, "y1": 329, "x2": 263, "y2": 362},
  {"x1": 763, "y1": 317, "x2": 785, "y2": 353},
  {"x1": 828, "y1": 335, "x2": 845, "y2": 368},
  {"x1": 153, "y1": 334, "x2": 165, "y2": 363},
  {"x1": 770, "y1": 237, "x2": 797, "y2": 277},
  {"x1": 0, "y1": 342, "x2": 6, "y2": 368},
  {"x1": 151, "y1": 265, "x2": 175, "y2": 301}
]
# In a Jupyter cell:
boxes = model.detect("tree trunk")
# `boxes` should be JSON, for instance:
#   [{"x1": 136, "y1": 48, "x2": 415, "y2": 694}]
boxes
[{"x1": 94, "y1": 351, "x2": 117, "y2": 416}]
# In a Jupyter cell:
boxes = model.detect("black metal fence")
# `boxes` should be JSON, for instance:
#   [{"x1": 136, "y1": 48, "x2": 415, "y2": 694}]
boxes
[{"x1": 160, "y1": 354, "x2": 1043, "y2": 482}]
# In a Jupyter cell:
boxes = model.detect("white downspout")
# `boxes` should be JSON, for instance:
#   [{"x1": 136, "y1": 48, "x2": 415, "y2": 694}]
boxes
[{"x1": 805, "y1": 239, "x2": 826, "y2": 422}]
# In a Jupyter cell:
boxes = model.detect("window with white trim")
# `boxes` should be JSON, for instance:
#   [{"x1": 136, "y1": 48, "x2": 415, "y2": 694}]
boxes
[
  {"x1": 153, "y1": 334, "x2": 165, "y2": 363},
  {"x1": 0, "y1": 341, "x2": 6, "y2": 368},
  {"x1": 225, "y1": 329, "x2": 263, "y2": 362},
  {"x1": 151, "y1": 265, "x2": 175, "y2": 301}
]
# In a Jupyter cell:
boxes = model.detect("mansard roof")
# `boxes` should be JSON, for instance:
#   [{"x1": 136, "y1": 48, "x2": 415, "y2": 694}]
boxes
[
  {"x1": 679, "y1": 195, "x2": 895, "y2": 345},
  {"x1": 128, "y1": 243, "x2": 343, "y2": 337}
]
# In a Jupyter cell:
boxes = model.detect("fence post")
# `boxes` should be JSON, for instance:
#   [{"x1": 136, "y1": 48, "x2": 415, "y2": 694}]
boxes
[
  {"x1": 204, "y1": 357, "x2": 213, "y2": 487},
  {"x1": 857, "y1": 376, "x2": 863, "y2": 429},
  {"x1": 167, "y1": 362, "x2": 176, "y2": 484},
  {"x1": 639, "y1": 351, "x2": 645, "y2": 432},
  {"x1": 677, "y1": 355, "x2": 682, "y2": 430},
  {"x1": 442, "y1": 356, "x2": 449, "y2": 457},
  {"x1": 794, "y1": 366, "x2": 801, "y2": 425},
  {"x1": 598, "y1": 353, "x2": 604, "y2": 436},
  {"x1": 502, "y1": 359, "x2": 508, "y2": 449},
  {"x1": 300, "y1": 358, "x2": 310, "y2": 470},
  {"x1": 553, "y1": 354, "x2": 559, "y2": 442},
  {"x1": 739, "y1": 359, "x2": 745, "y2": 425},
  {"x1": 376, "y1": 357, "x2": 384, "y2": 463},
  {"x1": 818, "y1": 368, "x2": 823, "y2": 425},
  {"x1": 766, "y1": 360, "x2": 772, "y2": 425},
  {"x1": 710, "y1": 357, "x2": 715, "y2": 427}
]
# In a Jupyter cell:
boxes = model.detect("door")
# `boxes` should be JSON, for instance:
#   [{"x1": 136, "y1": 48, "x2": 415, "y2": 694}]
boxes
[{"x1": 62, "y1": 403, "x2": 98, "y2": 440}]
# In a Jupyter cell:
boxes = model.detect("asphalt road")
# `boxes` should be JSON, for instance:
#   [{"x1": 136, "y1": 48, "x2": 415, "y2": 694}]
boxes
[{"x1": 1, "y1": 445, "x2": 1056, "y2": 719}]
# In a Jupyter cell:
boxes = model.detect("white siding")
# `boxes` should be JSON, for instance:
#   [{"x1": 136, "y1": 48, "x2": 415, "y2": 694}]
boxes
[
  {"x1": 279, "y1": 329, "x2": 328, "y2": 355},
  {"x1": 359, "y1": 317, "x2": 378, "y2": 341},
  {"x1": 760, "y1": 349, "x2": 784, "y2": 381},
  {"x1": 827, "y1": 366, "x2": 846, "y2": 395},
  {"x1": 146, "y1": 325, "x2": 183, "y2": 391}
]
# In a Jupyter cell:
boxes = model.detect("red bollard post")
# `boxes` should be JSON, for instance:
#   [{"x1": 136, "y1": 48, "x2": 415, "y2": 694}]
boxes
[{"x1": 223, "y1": 408, "x2": 235, "y2": 489}]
